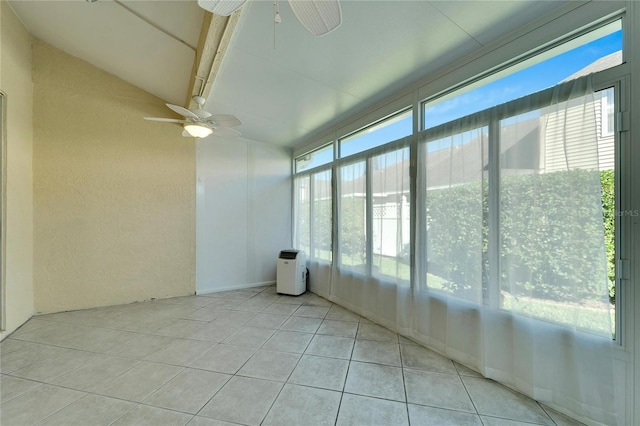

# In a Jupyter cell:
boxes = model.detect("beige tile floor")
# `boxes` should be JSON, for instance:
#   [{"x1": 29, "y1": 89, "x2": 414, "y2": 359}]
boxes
[{"x1": 0, "y1": 285, "x2": 582, "y2": 426}]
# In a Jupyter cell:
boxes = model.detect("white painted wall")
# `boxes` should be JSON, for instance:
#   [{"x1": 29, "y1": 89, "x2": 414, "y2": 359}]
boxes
[
  {"x1": 1, "y1": 2, "x2": 34, "y2": 339},
  {"x1": 196, "y1": 136, "x2": 291, "y2": 294}
]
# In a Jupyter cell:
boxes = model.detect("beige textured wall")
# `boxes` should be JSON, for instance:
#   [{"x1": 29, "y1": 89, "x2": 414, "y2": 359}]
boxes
[
  {"x1": 0, "y1": 2, "x2": 35, "y2": 338},
  {"x1": 32, "y1": 39, "x2": 195, "y2": 314}
]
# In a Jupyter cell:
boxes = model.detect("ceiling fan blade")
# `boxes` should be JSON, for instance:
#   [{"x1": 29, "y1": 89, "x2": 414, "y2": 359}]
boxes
[
  {"x1": 209, "y1": 114, "x2": 242, "y2": 127},
  {"x1": 144, "y1": 117, "x2": 188, "y2": 123},
  {"x1": 288, "y1": 0, "x2": 342, "y2": 37},
  {"x1": 214, "y1": 127, "x2": 241, "y2": 138},
  {"x1": 197, "y1": 0, "x2": 247, "y2": 16},
  {"x1": 166, "y1": 103, "x2": 200, "y2": 120}
]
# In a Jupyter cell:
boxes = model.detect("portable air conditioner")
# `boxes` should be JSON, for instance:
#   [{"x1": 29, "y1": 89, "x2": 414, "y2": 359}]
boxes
[{"x1": 277, "y1": 250, "x2": 307, "y2": 296}]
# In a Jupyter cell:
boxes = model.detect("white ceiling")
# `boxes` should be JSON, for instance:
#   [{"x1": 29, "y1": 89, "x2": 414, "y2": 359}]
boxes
[
  {"x1": 9, "y1": 0, "x2": 203, "y2": 106},
  {"x1": 9, "y1": 0, "x2": 569, "y2": 148}
]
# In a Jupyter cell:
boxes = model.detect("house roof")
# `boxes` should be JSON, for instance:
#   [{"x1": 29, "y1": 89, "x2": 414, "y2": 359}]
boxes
[
  {"x1": 304, "y1": 114, "x2": 540, "y2": 201},
  {"x1": 562, "y1": 51, "x2": 623, "y2": 82}
]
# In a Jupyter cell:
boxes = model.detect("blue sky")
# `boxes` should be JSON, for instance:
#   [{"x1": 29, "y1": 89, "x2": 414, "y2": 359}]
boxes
[
  {"x1": 423, "y1": 30, "x2": 623, "y2": 129},
  {"x1": 299, "y1": 28, "x2": 622, "y2": 171}
]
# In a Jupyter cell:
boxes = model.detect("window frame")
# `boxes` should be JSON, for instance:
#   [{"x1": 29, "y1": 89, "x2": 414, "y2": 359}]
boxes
[
  {"x1": 0, "y1": 91, "x2": 5, "y2": 332},
  {"x1": 416, "y1": 74, "x2": 624, "y2": 338},
  {"x1": 334, "y1": 136, "x2": 412, "y2": 281},
  {"x1": 291, "y1": 15, "x2": 627, "y2": 343},
  {"x1": 294, "y1": 142, "x2": 334, "y2": 173},
  {"x1": 600, "y1": 90, "x2": 616, "y2": 137},
  {"x1": 338, "y1": 108, "x2": 412, "y2": 159},
  {"x1": 293, "y1": 164, "x2": 334, "y2": 264},
  {"x1": 419, "y1": 18, "x2": 623, "y2": 133}
]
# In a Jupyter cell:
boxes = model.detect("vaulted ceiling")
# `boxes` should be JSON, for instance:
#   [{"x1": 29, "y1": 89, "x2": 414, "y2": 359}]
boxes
[{"x1": 9, "y1": 0, "x2": 569, "y2": 147}]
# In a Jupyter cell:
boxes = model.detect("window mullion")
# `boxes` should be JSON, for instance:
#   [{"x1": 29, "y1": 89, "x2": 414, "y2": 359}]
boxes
[
  {"x1": 411, "y1": 92, "x2": 420, "y2": 290},
  {"x1": 487, "y1": 117, "x2": 501, "y2": 308},
  {"x1": 309, "y1": 175, "x2": 315, "y2": 260},
  {"x1": 615, "y1": 78, "x2": 628, "y2": 345},
  {"x1": 366, "y1": 157, "x2": 373, "y2": 276},
  {"x1": 333, "y1": 164, "x2": 340, "y2": 268}
]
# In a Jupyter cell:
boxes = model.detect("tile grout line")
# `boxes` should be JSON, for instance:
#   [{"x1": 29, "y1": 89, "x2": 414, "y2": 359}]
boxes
[
  {"x1": 538, "y1": 402, "x2": 561, "y2": 426},
  {"x1": 191, "y1": 288, "x2": 278, "y2": 422},
  {"x1": 4, "y1": 290, "x2": 268, "y2": 425},
  {"x1": 332, "y1": 318, "x2": 360, "y2": 426},
  {"x1": 104, "y1": 400, "x2": 139, "y2": 426},
  {"x1": 402, "y1": 350, "x2": 411, "y2": 425},
  {"x1": 3, "y1": 287, "x2": 563, "y2": 426},
  {"x1": 244, "y1": 290, "x2": 316, "y2": 425},
  {"x1": 458, "y1": 367, "x2": 483, "y2": 422},
  {"x1": 31, "y1": 392, "x2": 89, "y2": 426},
  {"x1": 156, "y1": 287, "x2": 269, "y2": 423},
  {"x1": 195, "y1": 288, "x2": 324, "y2": 425}
]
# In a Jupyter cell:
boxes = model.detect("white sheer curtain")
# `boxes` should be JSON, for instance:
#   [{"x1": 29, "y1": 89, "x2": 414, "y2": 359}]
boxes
[
  {"x1": 330, "y1": 141, "x2": 413, "y2": 332},
  {"x1": 412, "y1": 76, "x2": 618, "y2": 424},
  {"x1": 296, "y1": 76, "x2": 619, "y2": 424},
  {"x1": 308, "y1": 169, "x2": 333, "y2": 298},
  {"x1": 412, "y1": 118, "x2": 488, "y2": 359},
  {"x1": 293, "y1": 175, "x2": 310, "y2": 256},
  {"x1": 294, "y1": 169, "x2": 333, "y2": 298}
]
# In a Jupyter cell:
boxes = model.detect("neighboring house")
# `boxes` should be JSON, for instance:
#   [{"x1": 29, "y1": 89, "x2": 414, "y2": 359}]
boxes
[{"x1": 543, "y1": 51, "x2": 621, "y2": 172}]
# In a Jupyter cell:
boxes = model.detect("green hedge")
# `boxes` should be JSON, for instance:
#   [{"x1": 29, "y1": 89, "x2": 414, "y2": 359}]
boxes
[
  {"x1": 600, "y1": 169, "x2": 615, "y2": 302},
  {"x1": 426, "y1": 169, "x2": 614, "y2": 304},
  {"x1": 340, "y1": 197, "x2": 367, "y2": 265},
  {"x1": 302, "y1": 169, "x2": 615, "y2": 305},
  {"x1": 425, "y1": 180, "x2": 485, "y2": 297}
]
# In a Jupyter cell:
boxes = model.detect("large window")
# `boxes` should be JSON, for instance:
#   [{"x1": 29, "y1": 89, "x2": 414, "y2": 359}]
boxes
[
  {"x1": 338, "y1": 161, "x2": 366, "y2": 272},
  {"x1": 370, "y1": 147, "x2": 410, "y2": 283},
  {"x1": 417, "y1": 19, "x2": 621, "y2": 336},
  {"x1": 339, "y1": 109, "x2": 412, "y2": 158},
  {"x1": 311, "y1": 170, "x2": 332, "y2": 262},
  {"x1": 416, "y1": 80, "x2": 617, "y2": 336},
  {"x1": 421, "y1": 125, "x2": 488, "y2": 302},
  {"x1": 423, "y1": 20, "x2": 621, "y2": 130},
  {"x1": 293, "y1": 175, "x2": 310, "y2": 256},
  {"x1": 292, "y1": 18, "x2": 622, "y2": 336},
  {"x1": 295, "y1": 143, "x2": 333, "y2": 172},
  {"x1": 294, "y1": 169, "x2": 333, "y2": 263},
  {"x1": 335, "y1": 143, "x2": 411, "y2": 283},
  {"x1": 290, "y1": 15, "x2": 627, "y2": 424},
  {"x1": 497, "y1": 88, "x2": 614, "y2": 335}
]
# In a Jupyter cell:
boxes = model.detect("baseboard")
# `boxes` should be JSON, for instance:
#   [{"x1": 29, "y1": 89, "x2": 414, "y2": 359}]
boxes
[
  {"x1": 196, "y1": 281, "x2": 276, "y2": 295},
  {"x1": 0, "y1": 314, "x2": 34, "y2": 342}
]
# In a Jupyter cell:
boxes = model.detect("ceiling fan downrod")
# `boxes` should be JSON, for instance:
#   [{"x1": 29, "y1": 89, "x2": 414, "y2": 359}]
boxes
[{"x1": 273, "y1": 0, "x2": 281, "y2": 49}]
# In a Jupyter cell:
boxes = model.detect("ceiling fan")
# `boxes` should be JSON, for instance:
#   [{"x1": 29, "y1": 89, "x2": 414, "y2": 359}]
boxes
[
  {"x1": 197, "y1": 0, "x2": 342, "y2": 37},
  {"x1": 144, "y1": 96, "x2": 242, "y2": 139}
]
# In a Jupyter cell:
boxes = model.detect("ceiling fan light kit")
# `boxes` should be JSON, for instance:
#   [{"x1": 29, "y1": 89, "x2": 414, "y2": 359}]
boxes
[
  {"x1": 144, "y1": 95, "x2": 241, "y2": 139},
  {"x1": 144, "y1": 0, "x2": 341, "y2": 137},
  {"x1": 184, "y1": 124, "x2": 214, "y2": 138}
]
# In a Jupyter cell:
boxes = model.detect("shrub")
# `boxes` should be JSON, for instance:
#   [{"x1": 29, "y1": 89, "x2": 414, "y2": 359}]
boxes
[{"x1": 425, "y1": 169, "x2": 614, "y2": 305}]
